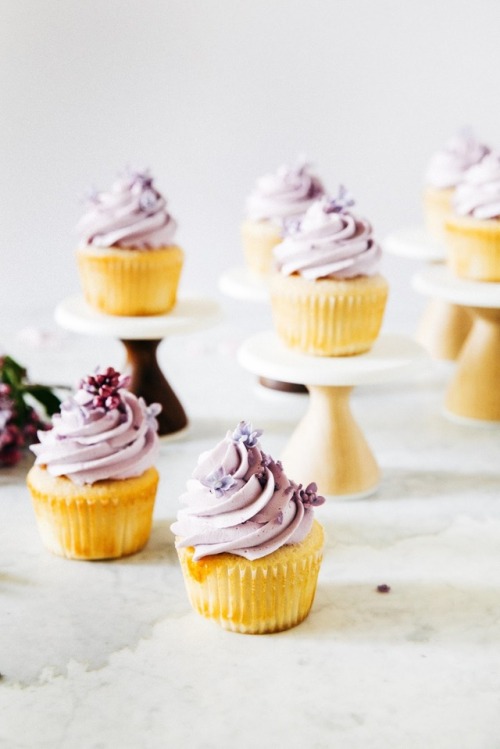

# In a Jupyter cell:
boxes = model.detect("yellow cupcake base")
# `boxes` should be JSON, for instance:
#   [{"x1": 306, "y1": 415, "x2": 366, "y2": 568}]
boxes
[
  {"x1": 27, "y1": 465, "x2": 159, "y2": 560},
  {"x1": 176, "y1": 520, "x2": 324, "y2": 634},
  {"x1": 423, "y1": 186, "x2": 454, "y2": 243},
  {"x1": 77, "y1": 245, "x2": 184, "y2": 316},
  {"x1": 270, "y1": 273, "x2": 389, "y2": 356},
  {"x1": 445, "y1": 215, "x2": 500, "y2": 281},
  {"x1": 241, "y1": 219, "x2": 283, "y2": 276}
]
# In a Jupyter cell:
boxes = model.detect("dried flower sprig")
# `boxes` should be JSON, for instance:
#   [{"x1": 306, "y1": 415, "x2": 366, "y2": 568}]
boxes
[{"x1": 0, "y1": 355, "x2": 61, "y2": 467}]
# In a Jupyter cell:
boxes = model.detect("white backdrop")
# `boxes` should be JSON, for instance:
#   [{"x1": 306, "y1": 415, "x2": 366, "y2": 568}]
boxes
[{"x1": 1, "y1": 0, "x2": 500, "y2": 333}]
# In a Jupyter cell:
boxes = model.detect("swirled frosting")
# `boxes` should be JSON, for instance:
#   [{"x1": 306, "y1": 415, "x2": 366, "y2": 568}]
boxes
[
  {"x1": 77, "y1": 170, "x2": 177, "y2": 249},
  {"x1": 452, "y1": 152, "x2": 500, "y2": 219},
  {"x1": 30, "y1": 368, "x2": 160, "y2": 485},
  {"x1": 425, "y1": 130, "x2": 490, "y2": 189},
  {"x1": 273, "y1": 190, "x2": 381, "y2": 280},
  {"x1": 245, "y1": 161, "x2": 325, "y2": 225},
  {"x1": 171, "y1": 421, "x2": 325, "y2": 561}
]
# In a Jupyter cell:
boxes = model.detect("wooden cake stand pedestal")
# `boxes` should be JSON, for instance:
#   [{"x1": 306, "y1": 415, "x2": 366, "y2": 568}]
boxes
[
  {"x1": 413, "y1": 266, "x2": 500, "y2": 424},
  {"x1": 55, "y1": 294, "x2": 221, "y2": 436},
  {"x1": 384, "y1": 227, "x2": 472, "y2": 360},
  {"x1": 219, "y1": 266, "x2": 306, "y2": 394},
  {"x1": 238, "y1": 332, "x2": 427, "y2": 498}
]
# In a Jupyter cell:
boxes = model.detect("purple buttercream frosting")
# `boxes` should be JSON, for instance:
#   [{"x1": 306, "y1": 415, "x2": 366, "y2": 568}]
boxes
[
  {"x1": 171, "y1": 421, "x2": 324, "y2": 561},
  {"x1": 425, "y1": 130, "x2": 490, "y2": 190},
  {"x1": 453, "y1": 152, "x2": 500, "y2": 220},
  {"x1": 245, "y1": 160, "x2": 325, "y2": 225},
  {"x1": 273, "y1": 189, "x2": 382, "y2": 280},
  {"x1": 77, "y1": 169, "x2": 177, "y2": 249},
  {"x1": 30, "y1": 367, "x2": 161, "y2": 485}
]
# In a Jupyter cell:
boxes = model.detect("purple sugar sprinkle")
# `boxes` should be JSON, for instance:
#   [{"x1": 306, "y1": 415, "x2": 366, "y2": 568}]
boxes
[
  {"x1": 376, "y1": 584, "x2": 391, "y2": 594},
  {"x1": 293, "y1": 481, "x2": 326, "y2": 508}
]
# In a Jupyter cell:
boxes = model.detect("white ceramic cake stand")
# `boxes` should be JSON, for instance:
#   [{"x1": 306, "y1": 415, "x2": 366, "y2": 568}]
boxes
[
  {"x1": 55, "y1": 294, "x2": 222, "y2": 436},
  {"x1": 413, "y1": 266, "x2": 500, "y2": 424},
  {"x1": 383, "y1": 226, "x2": 472, "y2": 360},
  {"x1": 238, "y1": 332, "x2": 428, "y2": 498}
]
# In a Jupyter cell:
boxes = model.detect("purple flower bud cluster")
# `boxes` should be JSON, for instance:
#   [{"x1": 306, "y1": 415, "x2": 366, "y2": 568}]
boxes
[
  {"x1": 80, "y1": 367, "x2": 130, "y2": 412},
  {"x1": 293, "y1": 482, "x2": 326, "y2": 509}
]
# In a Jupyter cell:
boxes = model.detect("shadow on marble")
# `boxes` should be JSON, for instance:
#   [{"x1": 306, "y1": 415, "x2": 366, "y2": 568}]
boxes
[
  {"x1": 307, "y1": 579, "x2": 500, "y2": 644},
  {"x1": 117, "y1": 520, "x2": 177, "y2": 566}
]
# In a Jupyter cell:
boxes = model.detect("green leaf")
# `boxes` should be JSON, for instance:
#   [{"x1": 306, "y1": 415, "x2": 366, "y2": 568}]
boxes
[{"x1": 23, "y1": 385, "x2": 61, "y2": 416}]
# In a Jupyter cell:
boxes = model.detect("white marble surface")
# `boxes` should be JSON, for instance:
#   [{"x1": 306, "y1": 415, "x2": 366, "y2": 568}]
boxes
[{"x1": 2, "y1": 299, "x2": 500, "y2": 749}]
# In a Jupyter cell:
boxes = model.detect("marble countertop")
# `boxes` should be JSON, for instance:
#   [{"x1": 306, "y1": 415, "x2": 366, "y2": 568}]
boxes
[{"x1": 1, "y1": 299, "x2": 500, "y2": 749}]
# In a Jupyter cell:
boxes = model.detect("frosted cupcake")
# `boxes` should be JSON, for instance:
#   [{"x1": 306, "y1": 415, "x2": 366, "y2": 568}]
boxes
[
  {"x1": 270, "y1": 187, "x2": 388, "y2": 356},
  {"x1": 241, "y1": 160, "x2": 325, "y2": 276},
  {"x1": 76, "y1": 170, "x2": 183, "y2": 316},
  {"x1": 423, "y1": 131, "x2": 489, "y2": 242},
  {"x1": 445, "y1": 152, "x2": 500, "y2": 280},
  {"x1": 27, "y1": 367, "x2": 160, "y2": 560},
  {"x1": 171, "y1": 421, "x2": 325, "y2": 634}
]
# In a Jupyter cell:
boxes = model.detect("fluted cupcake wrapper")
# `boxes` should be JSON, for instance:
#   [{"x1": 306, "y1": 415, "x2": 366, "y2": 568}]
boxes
[
  {"x1": 176, "y1": 520, "x2": 324, "y2": 634},
  {"x1": 27, "y1": 466, "x2": 159, "y2": 560},
  {"x1": 445, "y1": 217, "x2": 500, "y2": 281},
  {"x1": 270, "y1": 273, "x2": 388, "y2": 356},
  {"x1": 77, "y1": 245, "x2": 184, "y2": 316},
  {"x1": 241, "y1": 219, "x2": 283, "y2": 277}
]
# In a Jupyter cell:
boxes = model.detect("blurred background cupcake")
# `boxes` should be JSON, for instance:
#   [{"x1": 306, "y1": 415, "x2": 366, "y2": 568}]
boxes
[
  {"x1": 445, "y1": 151, "x2": 500, "y2": 280},
  {"x1": 241, "y1": 159, "x2": 325, "y2": 277},
  {"x1": 423, "y1": 129, "x2": 490, "y2": 243},
  {"x1": 77, "y1": 169, "x2": 184, "y2": 316}
]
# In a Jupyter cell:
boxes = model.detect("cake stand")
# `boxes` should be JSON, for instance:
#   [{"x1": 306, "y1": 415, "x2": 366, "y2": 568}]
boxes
[
  {"x1": 55, "y1": 294, "x2": 222, "y2": 436},
  {"x1": 413, "y1": 266, "x2": 500, "y2": 424},
  {"x1": 383, "y1": 226, "x2": 472, "y2": 360},
  {"x1": 238, "y1": 332, "x2": 428, "y2": 498},
  {"x1": 219, "y1": 266, "x2": 307, "y2": 394}
]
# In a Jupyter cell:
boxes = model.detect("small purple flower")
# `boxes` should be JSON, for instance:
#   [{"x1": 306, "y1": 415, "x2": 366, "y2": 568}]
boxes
[
  {"x1": 231, "y1": 421, "x2": 262, "y2": 448},
  {"x1": 202, "y1": 467, "x2": 236, "y2": 498},
  {"x1": 324, "y1": 185, "x2": 355, "y2": 215}
]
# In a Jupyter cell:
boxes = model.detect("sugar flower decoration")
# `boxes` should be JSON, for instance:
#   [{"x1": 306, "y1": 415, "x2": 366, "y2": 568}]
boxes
[
  {"x1": 231, "y1": 421, "x2": 263, "y2": 448},
  {"x1": 293, "y1": 482, "x2": 325, "y2": 508},
  {"x1": 202, "y1": 467, "x2": 237, "y2": 498},
  {"x1": 80, "y1": 367, "x2": 130, "y2": 412},
  {"x1": 324, "y1": 185, "x2": 356, "y2": 214}
]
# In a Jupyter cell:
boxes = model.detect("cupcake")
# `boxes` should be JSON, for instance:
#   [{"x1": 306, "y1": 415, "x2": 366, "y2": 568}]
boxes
[
  {"x1": 76, "y1": 169, "x2": 184, "y2": 316},
  {"x1": 270, "y1": 187, "x2": 388, "y2": 356},
  {"x1": 423, "y1": 130, "x2": 489, "y2": 242},
  {"x1": 27, "y1": 367, "x2": 160, "y2": 560},
  {"x1": 171, "y1": 421, "x2": 325, "y2": 634},
  {"x1": 445, "y1": 152, "x2": 500, "y2": 280},
  {"x1": 241, "y1": 160, "x2": 325, "y2": 276}
]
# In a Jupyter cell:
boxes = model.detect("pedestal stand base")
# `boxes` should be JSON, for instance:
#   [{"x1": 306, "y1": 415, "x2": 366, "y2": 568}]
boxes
[
  {"x1": 414, "y1": 267, "x2": 500, "y2": 423},
  {"x1": 122, "y1": 339, "x2": 187, "y2": 435},
  {"x1": 238, "y1": 332, "x2": 427, "y2": 498}
]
